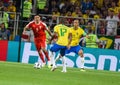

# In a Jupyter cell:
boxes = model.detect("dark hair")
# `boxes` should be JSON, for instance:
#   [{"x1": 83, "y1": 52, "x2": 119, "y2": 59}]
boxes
[
  {"x1": 88, "y1": 28, "x2": 93, "y2": 33},
  {"x1": 34, "y1": 14, "x2": 41, "y2": 18},
  {"x1": 59, "y1": 17, "x2": 65, "y2": 24}
]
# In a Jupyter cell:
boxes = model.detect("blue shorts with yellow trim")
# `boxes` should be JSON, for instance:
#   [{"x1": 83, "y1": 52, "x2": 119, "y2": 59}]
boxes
[
  {"x1": 50, "y1": 43, "x2": 67, "y2": 56},
  {"x1": 66, "y1": 45, "x2": 83, "y2": 54}
]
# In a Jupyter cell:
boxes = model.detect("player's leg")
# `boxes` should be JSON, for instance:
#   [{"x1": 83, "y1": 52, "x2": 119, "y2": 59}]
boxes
[
  {"x1": 50, "y1": 44, "x2": 66, "y2": 71},
  {"x1": 71, "y1": 45, "x2": 85, "y2": 71},
  {"x1": 61, "y1": 56, "x2": 67, "y2": 72},
  {"x1": 54, "y1": 54, "x2": 67, "y2": 72},
  {"x1": 78, "y1": 49, "x2": 85, "y2": 71},
  {"x1": 43, "y1": 49, "x2": 50, "y2": 62},
  {"x1": 42, "y1": 48, "x2": 51, "y2": 68},
  {"x1": 38, "y1": 50, "x2": 46, "y2": 67},
  {"x1": 55, "y1": 54, "x2": 61, "y2": 64},
  {"x1": 48, "y1": 44, "x2": 56, "y2": 67},
  {"x1": 49, "y1": 51, "x2": 55, "y2": 66},
  {"x1": 34, "y1": 39, "x2": 46, "y2": 67},
  {"x1": 35, "y1": 44, "x2": 46, "y2": 66},
  {"x1": 60, "y1": 48, "x2": 67, "y2": 72},
  {"x1": 41, "y1": 40, "x2": 51, "y2": 68},
  {"x1": 50, "y1": 44, "x2": 61, "y2": 71}
]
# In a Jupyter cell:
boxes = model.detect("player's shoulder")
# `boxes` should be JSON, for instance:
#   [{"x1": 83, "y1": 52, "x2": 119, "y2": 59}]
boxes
[
  {"x1": 54, "y1": 24, "x2": 59, "y2": 29},
  {"x1": 69, "y1": 27, "x2": 73, "y2": 30},
  {"x1": 40, "y1": 21, "x2": 47, "y2": 26},
  {"x1": 26, "y1": 21, "x2": 34, "y2": 27},
  {"x1": 78, "y1": 27, "x2": 84, "y2": 31},
  {"x1": 28, "y1": 21, "x2": 34, "y2": 24},
  {"x1": 54, "y1": 24, "x2": 60, "y2": 27},
  {"x1": 54, "y1": 24, "x2": 62, "y2": 29}
]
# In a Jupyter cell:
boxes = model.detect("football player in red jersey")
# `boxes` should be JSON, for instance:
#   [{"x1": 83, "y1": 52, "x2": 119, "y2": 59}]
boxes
[{"x1": 23, "y1": 15, "x2": 53, "y2": 67}]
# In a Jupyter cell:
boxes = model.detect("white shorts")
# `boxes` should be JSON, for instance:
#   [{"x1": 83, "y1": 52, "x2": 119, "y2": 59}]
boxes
[{"x1": 106, "y1": 27, "x2": 116, "y2": 36}]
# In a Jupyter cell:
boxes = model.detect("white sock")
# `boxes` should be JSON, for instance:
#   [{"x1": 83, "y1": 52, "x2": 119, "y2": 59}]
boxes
[
  {"x1": 62, "y1": 56, "x2": 66, "y2": 71},
  {"x1": 55, "y1": 54, "x2": 60, "y2": 63},
  {"x1": 80, "y1": 57, "x2": 84, "y2": 68},
  {"x1": 49, "y1": 51, "x2": 55, "y2": 66}
]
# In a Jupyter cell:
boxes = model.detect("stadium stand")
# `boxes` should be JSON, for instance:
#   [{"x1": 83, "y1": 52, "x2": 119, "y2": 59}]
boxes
[{"x1": 0, "y1": 0, "x2": 120, "y2": 49}]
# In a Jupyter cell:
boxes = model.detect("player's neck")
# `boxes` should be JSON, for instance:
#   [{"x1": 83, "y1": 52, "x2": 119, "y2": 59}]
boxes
[
  {"x1": 74, "y1": 26, "x2": 78, "y2": 30},
  {"x1": 35, "y1": 21, "x2": 40, "y2": 24}
]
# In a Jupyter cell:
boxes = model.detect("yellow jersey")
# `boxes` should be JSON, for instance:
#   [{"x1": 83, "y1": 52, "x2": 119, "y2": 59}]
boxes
[
  {"x1": 54, "y1": 24, "x2": 70, "y2": 46},
  {"x1": 70, "y1": 27, "x2": 85, "y2": 46},
  {"x1": 109, "y1": 7, "x2": 120, "y2": 14}
]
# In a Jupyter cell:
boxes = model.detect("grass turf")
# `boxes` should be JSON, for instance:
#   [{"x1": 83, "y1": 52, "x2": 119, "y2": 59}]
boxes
[{"x1": 0, "y1": 61, "x2": 120, "y2": 85}]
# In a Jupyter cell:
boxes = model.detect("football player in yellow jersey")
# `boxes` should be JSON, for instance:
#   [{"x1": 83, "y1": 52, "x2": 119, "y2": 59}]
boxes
[
  {"x1": 50, "y1": 19, "x2": 72, "y2": 72},
  {"x1": 66, "y1": 19, "x2": 88, "y2": 71}
]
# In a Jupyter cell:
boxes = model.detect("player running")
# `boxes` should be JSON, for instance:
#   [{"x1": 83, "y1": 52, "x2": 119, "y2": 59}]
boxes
[
  {"x1": 22, "y1": 15, "x2": 52, "y2": 67},
  {"x1": 66, "y1": 19, "x2": 88, "y2": 71},
  {"x1": 50, "y1": 18, "x2": 72, "y2": 72}
]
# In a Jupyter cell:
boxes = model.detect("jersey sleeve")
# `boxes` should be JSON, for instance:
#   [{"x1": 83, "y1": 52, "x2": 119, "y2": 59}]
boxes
[
  {"x1": 26, "y1": 21, "x2": 33, "y2": 28},
  {"x1": 42, "y1": 22, "x2": 48, "y2": 30},
  {"x1": 81, "y1": 28, "x2": 86, "y2": 36},
  {"x1": 54, "y1": 25, "x2": 58, "y2": 33}
]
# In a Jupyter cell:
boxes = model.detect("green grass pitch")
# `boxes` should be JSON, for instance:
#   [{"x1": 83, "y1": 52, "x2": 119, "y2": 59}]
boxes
[{"x1": 0, "y1": 61, "x2": 120, "y2": 85}]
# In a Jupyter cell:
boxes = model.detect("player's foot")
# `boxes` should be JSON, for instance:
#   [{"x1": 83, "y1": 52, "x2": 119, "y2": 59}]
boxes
[
  {"x1": 80, "y1": 68, "x2": 86, "y2": 72},
  {"x1": 47, "y1": 61, "x2": 52, "y2": 68},
  {"x1": 42, "y1": 62, "x2": 46, "y2": 67},
  {"x1": 61, "y1": 70, "x2": 67, "y2": 73},
  {"x1": 50, "y1": 64, "x2": 53, "y2": 66},
  {"x1": 48, "y1": 65, "x2": 52, "y2": 69},
  {"x1": 51, "y1": 65, "x2": 57, "y2": 71}
]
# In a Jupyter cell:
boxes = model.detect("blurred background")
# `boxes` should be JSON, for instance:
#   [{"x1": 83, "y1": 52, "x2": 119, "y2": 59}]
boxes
[{"x1": 0, "y1": 0, "x2": 120, "y2": 50}]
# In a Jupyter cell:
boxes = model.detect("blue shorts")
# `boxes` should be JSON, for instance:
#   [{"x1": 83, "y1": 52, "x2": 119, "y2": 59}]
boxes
[
  {"x1": 50, "y1": 43, "x2": 67, "y2": 56},
  {"x1": 66, "y1": 45, "x2": 83, "y2": 54}
]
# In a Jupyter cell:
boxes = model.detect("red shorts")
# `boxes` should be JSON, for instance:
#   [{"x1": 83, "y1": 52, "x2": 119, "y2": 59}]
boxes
[{"x1": 34, "y1": 37, "x2": 46, "y2": 51}]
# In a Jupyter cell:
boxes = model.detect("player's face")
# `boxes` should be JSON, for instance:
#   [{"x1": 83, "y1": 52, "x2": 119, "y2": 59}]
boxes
[
  {"x1": 34, "y1": 16, "x2": 41, "y2": 22},
  {"x1": 73, "y1": 20, "x2": 79, "y2": 27}
]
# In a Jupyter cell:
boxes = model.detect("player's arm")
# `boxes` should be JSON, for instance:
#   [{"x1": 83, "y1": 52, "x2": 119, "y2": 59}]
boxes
[
  {"x1": 49, "y1": 32, "x2": 58, "y2": 44},
  {"x1": 46, "y1": 26, "x2": 53, "y2": 37},
  {"x1": 43, "y1": 23, "x2": 53, "y2": 37},
  {"x1": 83, "y1": 31, "x2": 90, "y2": 39},
  {"x1": 48, "y1": 25, "x2": 58, "y2": 43},
  {"x1": 23, "y1": 24, "x2": 30, "y2": 34},
  {"x1": 82, "y1": 37, "x2": 86, "y2": 47},
  {"x1": 96, "y1": 35, "x2": 100, "y2": 45}
]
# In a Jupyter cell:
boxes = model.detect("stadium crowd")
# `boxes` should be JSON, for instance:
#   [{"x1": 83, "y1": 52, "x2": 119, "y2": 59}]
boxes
[
  {"x1": 40, "y1": 0, "x2": 120, "y2": 36},
  {"x1": 0, "y1": 0, "x2": 120, "y2": 42}
]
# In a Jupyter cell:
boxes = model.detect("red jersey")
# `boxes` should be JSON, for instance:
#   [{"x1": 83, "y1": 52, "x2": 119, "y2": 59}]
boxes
[{"x1": 26, "y1": 21, "x2": 48, "y2": 38}]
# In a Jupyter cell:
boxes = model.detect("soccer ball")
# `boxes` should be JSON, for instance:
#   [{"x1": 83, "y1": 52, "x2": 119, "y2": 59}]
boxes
[{"x1": 34, "y1": 62, "x2": 42, "y2": 69}]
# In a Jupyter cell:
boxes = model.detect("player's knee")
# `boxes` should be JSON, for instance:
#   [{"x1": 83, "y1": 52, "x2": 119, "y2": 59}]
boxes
[
  {"x1": 78, "y1": 50, "x2": 84, "y2": 57},
  {"x1": 50, "y1": 48, "x2": 54, "y2": 53}
]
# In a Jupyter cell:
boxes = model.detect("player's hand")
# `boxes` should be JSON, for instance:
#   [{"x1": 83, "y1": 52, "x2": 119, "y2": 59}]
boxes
[
  {"x1": 22, "y1": 31, "x2": 26, "y2": 34},
  {"x1": 86, "y1": 35, "x2": 90, "y2": 39}
]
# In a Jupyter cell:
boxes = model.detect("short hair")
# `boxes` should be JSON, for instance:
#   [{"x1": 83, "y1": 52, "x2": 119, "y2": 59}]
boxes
[
  {"x1": 34, "y1": 14, "x2": 41, "y2": 18},
  {"x1": 73, "y1": 19, "x2": 79, "y2": 23},
  {"x1": 59, "y1": 17, "x2": 66, "y2": 24}
]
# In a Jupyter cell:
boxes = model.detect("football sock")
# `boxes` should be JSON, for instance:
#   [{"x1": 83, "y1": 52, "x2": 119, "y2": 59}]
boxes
[
  {"x1": 39, "y1": 52, "x2": 45, "y2": 63},
  {"x1": 50, "y1": 51, "x2": 56, "y2": 66},
  {"x1": 55, "y1": 54, "x2": 61, "y2": 62},
  {"x1": 44, "y1": 51, "x2": 50, "y2": 61},
  {"x1": 62, "y1": 56, "x2": 66, "y2": 71},
  {"x1": 80, "y1": 57, "x2": 84, "y2": 68}
]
